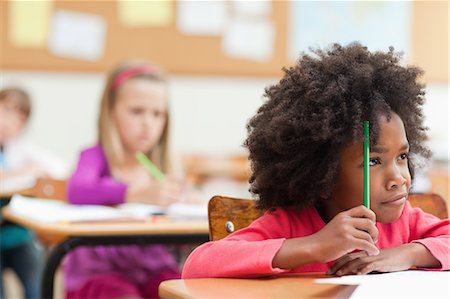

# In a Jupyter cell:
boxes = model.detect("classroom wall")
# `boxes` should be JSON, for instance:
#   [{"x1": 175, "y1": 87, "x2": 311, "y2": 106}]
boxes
[
  {"x1": 1, "y1": 70, "x2": 449, "y2": 177},
  {"x1": 1, "y1": 70, "x2": 276, "y2": 174},
  {"x1": 1, "y1": 1, "x2": 448, "y2": 177}
]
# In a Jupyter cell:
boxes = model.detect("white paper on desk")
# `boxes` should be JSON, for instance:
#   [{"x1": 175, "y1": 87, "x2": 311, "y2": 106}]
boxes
[
  {"x1": 9, "y1": 195, "x2": 207, "y2": 222},
  {"x1": 117, "y1": 203, "x2": 166, "y2": 218},
  {"x1": 48, "y1": 10, "x2": 106, "y2": 61},
  {"x1": 315, "y1": 271, "x2": 450, "y2": 298},
  {"x1": 177, "y1": 1, "x2": 227, "y2": 36},
  {"x1": 1, "y1": 176, "x2": 36, "y2": 193},
  {"x1": 167, "y1": 203, "x2": 207, "y2": 220},
  {"x1": 9, "y1": 195, "x2": 128, "y2": 223},
  {"x1": 118, "y1": 202, "x2": 207, "y2": 220},
  {"x1": 222, "y1": 18, "x2": 274, "y2": 62}
]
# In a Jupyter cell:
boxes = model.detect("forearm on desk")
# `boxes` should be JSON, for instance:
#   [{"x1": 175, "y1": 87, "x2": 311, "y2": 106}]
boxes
[
  {"x1": 67, "y1": 177, "x2": 127, "y2": 205},
  {"x1": 405, "y1": 243, "x2": 441, "y2": 269}
]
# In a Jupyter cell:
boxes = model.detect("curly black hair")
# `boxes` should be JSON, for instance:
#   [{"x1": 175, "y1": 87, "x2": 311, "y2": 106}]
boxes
[{"x1": 245, "y1": 42, "x2": 430, "y2": 211}]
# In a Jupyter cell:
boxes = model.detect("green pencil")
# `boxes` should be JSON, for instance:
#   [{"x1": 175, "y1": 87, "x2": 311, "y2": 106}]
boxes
[
  {"x1": 135, "y1": 152, "x2": 165, "y2": 182},
  {"x1": 363, "y1": 121, "x2": 370, "y2": 209}
]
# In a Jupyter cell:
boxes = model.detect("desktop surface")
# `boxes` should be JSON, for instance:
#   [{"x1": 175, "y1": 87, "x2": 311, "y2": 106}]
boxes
[
  {"x1": 159, "y1": 273, "x2": 357, "y2": 299},
  {"x1": 160, "y1": 271, "x2": 450, "y2": 299}
]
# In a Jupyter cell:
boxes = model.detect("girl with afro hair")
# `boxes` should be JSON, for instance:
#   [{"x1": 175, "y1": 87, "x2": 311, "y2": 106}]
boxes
[{"x1": 183, "y1": 43, "x2": 449, "y2": 278}]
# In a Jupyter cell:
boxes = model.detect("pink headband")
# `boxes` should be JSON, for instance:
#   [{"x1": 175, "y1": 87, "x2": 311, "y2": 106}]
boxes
[{"x1": 111, "y1": 66, "x2": 156, "y2": 91}]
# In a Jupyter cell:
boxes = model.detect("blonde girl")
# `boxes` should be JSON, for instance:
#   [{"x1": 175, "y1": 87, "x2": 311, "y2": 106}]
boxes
[{"x1": 66, "y1": 61, "x2": 182, "y2": 299}]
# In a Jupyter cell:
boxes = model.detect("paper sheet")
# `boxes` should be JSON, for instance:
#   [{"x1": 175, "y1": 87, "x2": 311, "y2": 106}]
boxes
[
  {"x1": 177, "y1": 1, "x2": 227, "y2": 35},
  {"x1": 8, "y1": 195, "x2": 207, "y2": 223},
  {"x1": 167, "y1": 203, "x2": 207, "y2": 220},
  {"x1": 316, "y1": 271, "x2": 450, "y2": 298},
  {"x1": 287, "y1": 1, "x2": 411, "y2": 61},
  {"x1": 117, "y1": 0, "x2": 173, "y2": 27},
  {"x1": 48, "y1": 10, "x2": 106, "y2": 61},
  {"x1": 8, "y1": 0, "x2": 52, "y2": 48},
  {"x1": 9, "y1": 195, "x2": 126, "y2": 223},
  {"x1": 222, "y1": 18, "x2": 275, "y2": 62},
  {"x1": 116, "y1": 202, "x2": 166, "y2": 218}
]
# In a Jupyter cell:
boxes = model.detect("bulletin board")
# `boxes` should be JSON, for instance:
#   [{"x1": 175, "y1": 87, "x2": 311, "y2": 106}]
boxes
[
  {"x1": 0, "y1": 1, "x2": 447, "y2": 81},
  {"x1": 0, "y1": 1, "x2": 288, "y2": 76},
  {"x1": 411, "y1": 1, "x2": 448, "y2": 83}
]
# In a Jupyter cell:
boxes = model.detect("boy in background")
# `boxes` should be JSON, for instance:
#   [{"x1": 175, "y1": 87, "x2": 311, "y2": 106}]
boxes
[{"x1": 0, "y1": 87, "x2": 66, "y2": 299}]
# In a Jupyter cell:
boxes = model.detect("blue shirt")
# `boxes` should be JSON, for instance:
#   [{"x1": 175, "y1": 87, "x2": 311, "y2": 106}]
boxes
[{"x1": 0, "y1": 146, "x2": 33, "y2": 250}]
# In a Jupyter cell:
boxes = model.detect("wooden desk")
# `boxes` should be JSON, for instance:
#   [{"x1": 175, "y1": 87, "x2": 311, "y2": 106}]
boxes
[
  {"x1": 0, "y1": 188, "x2": 34, "y2": 200},
  {"x1": 2, "y1": 207, "x2": 209, "y2": 299},
  {"x1": 159, "y1": 273, "x2": 357, "y2": 299}
]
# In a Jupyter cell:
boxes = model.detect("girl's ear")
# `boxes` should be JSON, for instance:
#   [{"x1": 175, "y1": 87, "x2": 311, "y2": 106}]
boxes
[{"x1": 319, "y1": 191, "x2": 330, "y2": 201}]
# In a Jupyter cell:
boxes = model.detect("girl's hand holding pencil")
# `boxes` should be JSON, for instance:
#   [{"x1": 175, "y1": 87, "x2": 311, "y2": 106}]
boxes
[
  {"x1": 310, "y1": 205, "x2": 379, "y2": 263},
  {"x1": 273, "y1": 205, "x2": 379, "y2": 271},
  {"x1": 123, "y1": 152, "x2": 186, "y2": 205},
  {"x1": 135, "y1": 152, "x2": 165, "y2": 182},
  {"x1": 126, "y1": 176, "x2": 185, "y2": 206}
]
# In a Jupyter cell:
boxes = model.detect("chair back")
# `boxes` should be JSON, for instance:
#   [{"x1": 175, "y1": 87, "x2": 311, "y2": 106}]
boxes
[
  {"x1": 208, "y1": 196, "x2": 263, "y2": 241},
  {"x1": 408, "y1": 193, "x2": 447, "y2": 219},
  {"x1": 31, "y1": 178, "x2": 67, "y2": 201},
  {"x1": 208, "y1": 193, "x2": 448, "y2": 241}
]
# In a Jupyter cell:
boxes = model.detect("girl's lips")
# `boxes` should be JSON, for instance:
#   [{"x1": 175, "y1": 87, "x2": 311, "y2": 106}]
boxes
[
  {"x1": 138, "y1": 135, "x2": 152, "y2": 141},
  {"x1": 382, "y1": 193, "x2": 407, "y2": 205}
]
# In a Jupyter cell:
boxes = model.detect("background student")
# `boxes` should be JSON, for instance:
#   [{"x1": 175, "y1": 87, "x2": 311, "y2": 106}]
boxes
[
  {"x1": 182, "y1": 43, "x2": 450, "y2": 278},
  {"x1": 65, "y1": 61, "x2": 184, "y2": 299},
  {"x1": 0, "y1": 88, "x2": 66, "y2": 182},
  {"x1": 0, "y1": 87, "x2": 66, "y2": 299}
]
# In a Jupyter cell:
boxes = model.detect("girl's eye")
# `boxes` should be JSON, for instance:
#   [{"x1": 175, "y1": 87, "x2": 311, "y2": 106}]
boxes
[
  {"x1": 153, "y1": 110, "x2": 166, "y2": 118},
  {"x1": 131, "y1": 108, "x2": 144, "y2": 114},
  {"x1": 399, "y1": 153, "x2": 409, "y2": 161},
  {"x1": 369, "y1": 158, "x2": 380, "y2": 166}
]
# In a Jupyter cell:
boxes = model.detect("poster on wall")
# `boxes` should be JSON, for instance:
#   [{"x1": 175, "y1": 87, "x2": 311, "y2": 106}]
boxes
[
  {"x1": 288, "y1": 1, "x2": 411, "y2": 60},
  {"x1": 48, "y1": 10, "x2": 107, "y2": 61}
]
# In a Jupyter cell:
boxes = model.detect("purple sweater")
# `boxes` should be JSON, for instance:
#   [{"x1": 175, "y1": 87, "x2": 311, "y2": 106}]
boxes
[
  {"x1": 64, "y1": 145, "x2": 179, "y2": 291},
  {"x1": 67, "y1": 145, "x2": 127, "y2": 205}
]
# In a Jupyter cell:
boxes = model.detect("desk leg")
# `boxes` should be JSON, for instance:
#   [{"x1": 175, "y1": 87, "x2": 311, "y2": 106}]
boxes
[{"x1": 41, "y1": 237, "x2": 84, "y2": 299}]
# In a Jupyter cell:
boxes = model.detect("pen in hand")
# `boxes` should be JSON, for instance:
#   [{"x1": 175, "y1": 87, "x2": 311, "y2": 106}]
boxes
[{"x1": 135, "y1": 152, "x2": 165, "y2": 183}]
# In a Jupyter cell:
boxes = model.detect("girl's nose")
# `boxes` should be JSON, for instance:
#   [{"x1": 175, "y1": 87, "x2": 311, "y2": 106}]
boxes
[
  {"x1": 143, "y1": 113, "x2": 155, "y2": 126},
  {"x1": 385, "y1": 164, "x2": 407, "y2": 190}
]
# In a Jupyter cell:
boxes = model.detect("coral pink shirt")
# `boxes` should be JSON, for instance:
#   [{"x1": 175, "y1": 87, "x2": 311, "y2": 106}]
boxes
[{"x1": 182, "y1": 202, "x2": 450, "y2": 278}]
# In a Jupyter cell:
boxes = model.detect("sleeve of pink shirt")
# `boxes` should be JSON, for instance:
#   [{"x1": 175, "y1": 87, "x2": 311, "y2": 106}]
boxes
[
  {"x1": 67, "y1": 146, "x2": 127, "y2": 205},
  {"x1": 407, "y1": 204, "x2": 450, "y2": 270},
  {"x1": 182, "y1": 209, "x2": 291, "y2": 278}
]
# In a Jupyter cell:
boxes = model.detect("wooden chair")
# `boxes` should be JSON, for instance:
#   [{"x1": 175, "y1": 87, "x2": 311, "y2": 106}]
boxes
[
  {"x1": 208, "y1": 195, "x2": 262, "y2": 241},
  {"x1": 208, "y1": 193, "x2": 448, "y2": 241},
  {"x1": 408, "y1": 193, "x2": 448, "y2": 219},
  {"x1": 31, "y1": 178, "x2": 67, "y2": 201}
]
